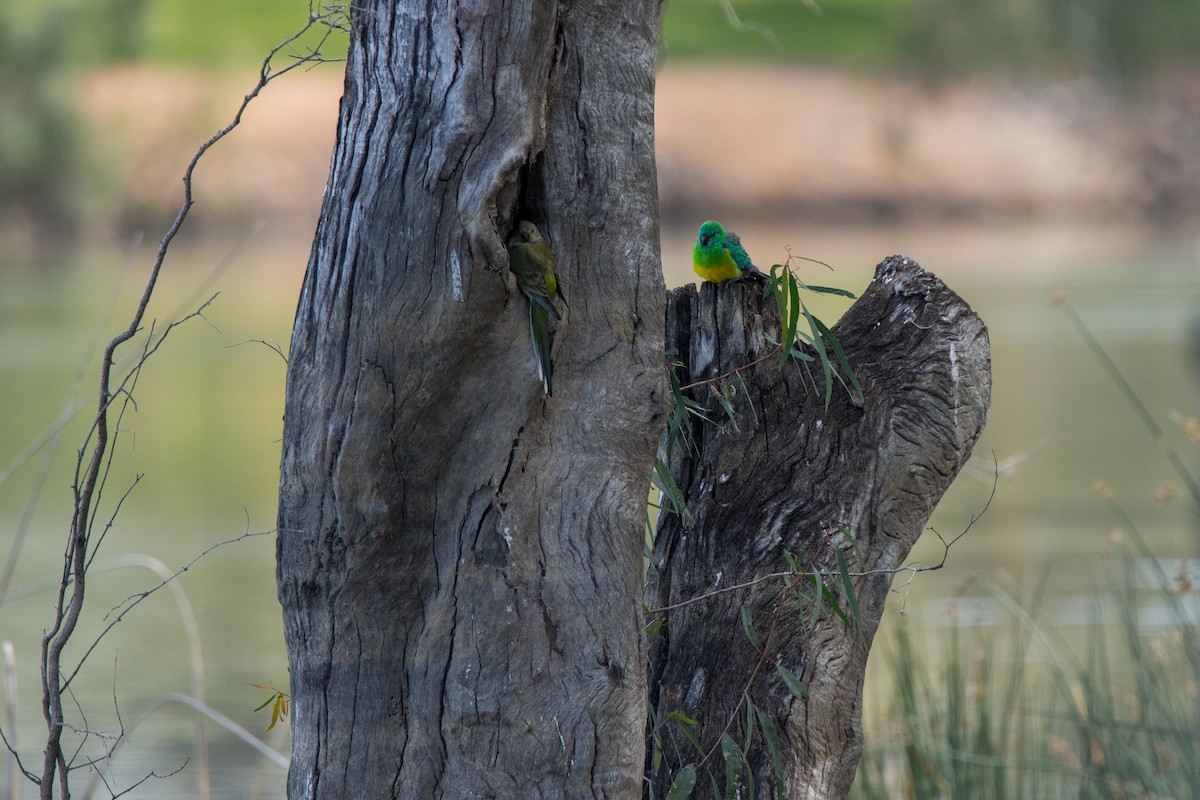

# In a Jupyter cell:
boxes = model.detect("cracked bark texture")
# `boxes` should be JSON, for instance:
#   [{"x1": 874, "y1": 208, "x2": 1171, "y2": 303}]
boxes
[
  {"x1": 276, "y1": 1, "x2": 663, "y2": 797},
  {"x1": 646, "y1": 256, "x2": 991, "y2": 799}
]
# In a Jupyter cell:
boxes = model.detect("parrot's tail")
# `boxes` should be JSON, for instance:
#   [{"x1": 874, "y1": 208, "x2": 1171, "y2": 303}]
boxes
[
  {"x1": 742, "y1": 265, "x2": 770, "y2": 284},
  {"x1": 529, "y1": 303, "x2": 553, "y2": 396}
]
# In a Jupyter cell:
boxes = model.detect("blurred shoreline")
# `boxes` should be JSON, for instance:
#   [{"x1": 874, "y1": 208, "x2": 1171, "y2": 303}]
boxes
[
  {"x1": 657, "y1": 65, "x2": 1200, "y2": 227},
  {"x1": 8, "y1": 62, "x2": 1200, "y2": 263}
]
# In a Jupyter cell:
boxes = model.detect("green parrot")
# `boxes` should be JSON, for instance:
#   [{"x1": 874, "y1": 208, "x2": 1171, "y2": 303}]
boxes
[
  {"x1": 507, "y1": 220, "x2": 564, "y2": 395},
  {"x1": 692, "y1": 219, "x2": 768, "y2": 284}
]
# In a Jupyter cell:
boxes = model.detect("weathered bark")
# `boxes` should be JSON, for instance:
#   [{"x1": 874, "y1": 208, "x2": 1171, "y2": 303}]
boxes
[
  {"x1": 276, "y1": 2, "x2": 663, "y2": 797},
  {"x1": 646, "y1": 255, "x2": 991, "y2": 799}
]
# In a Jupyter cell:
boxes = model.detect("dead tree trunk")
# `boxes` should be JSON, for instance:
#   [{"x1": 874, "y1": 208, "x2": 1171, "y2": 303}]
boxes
[
  {"x1": 646, "y1": 255, "x2": 991, "y2": 799},
  {"x1": 276, "y1": 1, "x2": 663, "y2": 797}
]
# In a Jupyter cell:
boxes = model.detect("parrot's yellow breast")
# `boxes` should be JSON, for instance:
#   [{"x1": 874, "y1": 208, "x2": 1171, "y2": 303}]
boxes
[{"x1": 692, "y1": 248, "x2": 742, "y2": 283}]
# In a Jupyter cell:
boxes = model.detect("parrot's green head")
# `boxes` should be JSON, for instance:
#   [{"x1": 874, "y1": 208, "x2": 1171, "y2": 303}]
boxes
[
  {"x1": 513, "y1": 220, "x2": 545, "y2": 246},
  {"x1": 696, "y1": 220, "x2": 726, "y2": 249}
]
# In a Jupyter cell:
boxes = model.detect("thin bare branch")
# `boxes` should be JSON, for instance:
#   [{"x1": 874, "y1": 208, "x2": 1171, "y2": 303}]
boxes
[
  {"x1": 647, "y1": 462, "x2": 998, "y2": 616},
  {"x1": 34, "y1": 7, "x2": 340, "y2": 792},
  {"x1": 107, "y1": 760, "x2": 189, "y2": 799},
  {"x1": 61, "y1": 530, "x2": 272, "y2": 695},
  {"x1": 225, "y1": 338, "x2": 288, "y2": 364}
]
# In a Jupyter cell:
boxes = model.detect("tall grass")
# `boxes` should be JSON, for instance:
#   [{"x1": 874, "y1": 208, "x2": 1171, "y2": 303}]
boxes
[
  {"x1": 854, "y1": 555, "x2": 1198, "y2": 799},
  {"x1": 854, "y1": 293, "x2": 1200, "y2": 798}
]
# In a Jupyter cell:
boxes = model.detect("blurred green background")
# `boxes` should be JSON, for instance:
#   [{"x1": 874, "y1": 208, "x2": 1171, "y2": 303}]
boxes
[
  {"x1": 7, "y1": 0, "x2": 1200, "y2": 247},
  {"x1": 2, "y1": 1, "x2": 1199, "y2": 798}
]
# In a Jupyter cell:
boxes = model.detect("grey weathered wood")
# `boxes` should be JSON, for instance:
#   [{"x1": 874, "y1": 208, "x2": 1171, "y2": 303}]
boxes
[
  {"x1": 646, "y1": 255, "x2": 991, "y2": 799},
  {"x1": 276, "y1": 1, "x2": 663, "y2": 797}
]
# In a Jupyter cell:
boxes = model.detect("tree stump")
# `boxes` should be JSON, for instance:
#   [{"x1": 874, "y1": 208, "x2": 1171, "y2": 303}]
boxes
[{"x1": 646, "y1": 255, "x2": 991, "y2": 799}]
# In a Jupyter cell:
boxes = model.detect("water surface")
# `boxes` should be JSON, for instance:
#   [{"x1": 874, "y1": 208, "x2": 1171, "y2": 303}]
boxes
[{"x1": 1, "y1": 220, "x2": 1196, "y2": 797}]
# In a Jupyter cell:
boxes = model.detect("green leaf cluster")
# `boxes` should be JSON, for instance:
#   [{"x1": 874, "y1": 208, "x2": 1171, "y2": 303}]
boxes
[{"x1": 765, "y1": 260, "x2": 861, "y2": 411}]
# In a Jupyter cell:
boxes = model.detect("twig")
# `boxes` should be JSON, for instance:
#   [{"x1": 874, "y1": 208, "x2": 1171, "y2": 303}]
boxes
[
  {"x1": 678, "y1": 345, "x2": 783, "y2": 392},
  {"x1": 81, "y1": 692, "x2": 288, "y2": 799},
  {"x1": 106, "y1": 761, "x2": 189, "y2": 800},
  {"x1": 34, "y1": 8, "x2": 340, "y2": 795},
  {"x1": 226, "y1": 338, "x2": 289, "y2": 363},
  {"x1": 63, "y1": 531, "x2": 272, "y2": 693},
  {"x1": 647, "y1": 457, "x2": 998, "y2": 616}
]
